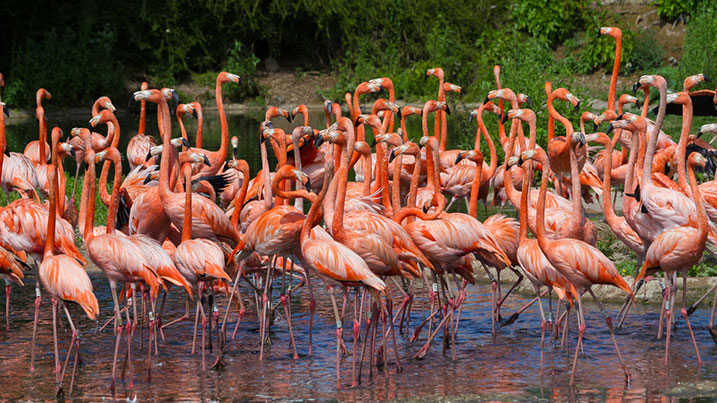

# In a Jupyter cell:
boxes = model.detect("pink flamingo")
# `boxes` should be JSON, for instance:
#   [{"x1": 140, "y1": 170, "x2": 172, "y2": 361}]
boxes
[
  {"x1": 127, "y1": 82, "x2": 158, "y2": 170},
  {"x1": 24, "y1": 88, "x2": 51, "y2": 166}
]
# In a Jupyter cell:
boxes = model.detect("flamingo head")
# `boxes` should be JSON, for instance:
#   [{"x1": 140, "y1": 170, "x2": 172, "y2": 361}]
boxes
[
  {"x1": 218, "y1": 72, "x2": 241, "y2": 85},
  {"x1": 688, "y1": 152, "x2": 708, "y2": 169},
  {"x1": 89, "y1": 109, "x2": 114, "y2": 127},
  {"x1": 0, "y1": 102, "x2": 9, "y2": 118},
  {"x1": 699, "y1": 123, "x2": 717, "y2": 137},
  {"x1": 683, "y1": 73, "x2": 711, "y2": 92},
  {"x1": 517, "y1": 93, "x2": 532, "y2": 108},
  {"x1": 597, "y1": 26, "x2": 621, "y2": 39}
]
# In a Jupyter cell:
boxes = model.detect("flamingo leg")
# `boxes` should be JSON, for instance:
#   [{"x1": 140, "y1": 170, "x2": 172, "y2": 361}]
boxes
[
  {"x1": 5, "y1": 279, "x2": 10, "y2": 330},
  {"x1": 708, "y1": 289, "x2": 717, "y2": 345},
  {"x1": 279, "y1": 257, "x2": 299, "y2": 359},
  {"x1": 157, "y1": 289, "x2": 167, "y2": 340},
  {"x1": 535, "y1": 286, "x2": 547, "y2": 376},
  {"x1": 569, "y1": 293, "x2": 585, "y2": 386},
  {"x1": 588, "y1": 288, "x2": 631, "y2": 383},
  {"x1": 664, "y1": 273, "x2": 675, "y2": 365},
  {"x1": 339, "y1": 288, "x2": 350, "y2": 356},
  {"x1": 328, "y1": 288, "x2": 343, "y2": 389},
  {"x1": 163, "y1": 297, "x2": 190, "y2": 329},
  {"x1": 147, "y1": 289, "x2": 155, "y2": 381},
  {"x1": 496, "y1": 267, "x2": 524, "y2": 314},
  {"x1": 357, "y1": 296, "x2": 373, "y2": 386},
  {"x1": 306, "y1": 270, "x2": 316, "y2": 356},
  {"x1": 617, "y1": 278, "x2": 644, "y2": 329},
  {"x1": 680, "y1": 272, "x2": 702, "y2": 364},
  {"x1": 199, "y1": 301, "x2": 207, "y2": 371},
  {"x1": 259, "y1": 263, "x2": 273, "y2": 360},
  {"x1": 126, "y1": 286, "x2": 135, "y2": 390},
  {"x1": 686, "y1": 282, "x2": 717, "y2": 317},
  {"x1": 51, "y1": 298, "x2": 62, "y2": 394},
  {"x1": 30, "y1": 266, "x2": 42, "y2": 372},
  {"x1": 351, "y1": 287, "x2": 360, "y2": 387},
  {"x1": 192, "y1": 293, "x2": 201, "y2": 355},
  {"x1": 139, "y1": 285, "x2": 145, "y2": 351},
  {"x1": 383, "y1": 291, "x2": 403, "y2": 372},
  {"x1": 60, "y1": 303, "x2": 80, "y2": 396},
  {"x1": 110, "y1": 282, "x2": 123, "y2": 392},
  {"x1": 501, "y1": 288, "x2": 550, "y2": 327}
]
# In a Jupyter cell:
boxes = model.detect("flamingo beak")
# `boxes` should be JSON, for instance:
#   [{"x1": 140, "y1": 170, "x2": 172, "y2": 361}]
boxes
[
  {"x1": 482, "y1": 97, "x2": 489, "y2": 105},
  {"x1": 202, "y1": 155, "x2": 211, "y2": 167},
  {"x1": 501, "y1": 113, "x2": 509, "y2": 125},
  {"x1": 70, "y1": 147, "x2": 76, "y2": 159},
  {"x1": 191, "y1": 108, "x2": 198, "y2": 119},
  {"x1": 2, "y1": 105, "x2": 9, "y2": 118},
  {"x1": 233, "y1": 146, "x2": 238, "y2": 160},
  {"x1": 635, "y1": 99, "x2": 641, "y2": 109},
  {"x1": 526, "y1": 96, "x2": 533, "y2": 108},
  {"x1": 181, "y1": 138, "x2": 191, "y2": 149},
  {"x1": 468, "y1": 112, "x2": 475, "y2": 123},
  {"x1": 146, "y1": 150, "x2": 154, "y2": 161},
  {"x1": 389, "y1": 150, "x2": 396, "y2": 163},
  {"x1": 143, "y1": 172, "x2": 153, "y2": 185},
  {"x1": 444, "y1": 104, "x2": 451, "y2": 115},
  {"x1": 704, "y1": 74, "x2": 712, "y2": 83},
  {"x1": 632, "y1": 82, "x2": 640, "y2": 94},
  {"x1": 455, "y1": 153, "x2": 463, "y2": 165},
  {"x1": 574, "y1": 101, "x2": 581, "y2": 114},
  {"x1": 607, "y1": 124, "x2": 615, "y2": 134},
  {"x1": 314, "y1": 134, "x2": 324, "y2": 148}
]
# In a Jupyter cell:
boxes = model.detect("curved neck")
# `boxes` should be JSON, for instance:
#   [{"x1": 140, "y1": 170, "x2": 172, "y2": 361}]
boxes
[
  {"x1": 569, "y1": 141, "x2": 582, "y2": 238},
  {"x1": 687, "y1": 161, "x2": 708, "y2": 241},
  {"x1": 332, "y1": 131, "x2": 353, "y2": 241},
  {"x1": 503, "y1": 121, "x2": 522, "y2": 209},
  {"x1": 641, "y1": 88, "x2": 650, "y2": 118},
  {"x1": 534, "y1": 155, "x2": 550, "y2": 249},
  {"x1": 547, "y1": 93, "x2": 574, "y2": 137},
  {"x1": 393, "y1": 205, "x2": 442, "y2": 225},
  {"x1": 292, "y1": 135, "x2": 304, "y2": 210},
  {"x1": 105, "y1": 152, "x2": 122, "y2": 232},
  {"x1": 216, "y1": 78, "x2": 229, "y2": 168},
  {"x1": 195, "y1": 105, "x2": 204, "y2": 149},
  {"x1": 468, "y1": 155, "x2": 484, "y2": 218},
  {"x1": 83, "y1": 156, "x2": 98, "y2": 244},
  {"x1": 392, "y1": 151, "x2": 403, "y2": 215},
  {"x1": 98, "y1": 114, "x2": 121, "y2": 205},
  {"x1": 158, "y1": 96, "x2": 174, "y2": 203},
  {"x1": 38, "y1": 109, "x2": 47, "y2": 165},
  {"x1": 44, "y1": 165, "x2": 58, "y2": 258},
  {"x1": 139, "y1": 99, "x2": 147, "y2": 134},
  {"x1": 603, "y1": 133, "x2": 621, "y2": 225},
  {"x1": 231, "y1": 161, "x2": 250, "y2": 229},
  {"x1": 623, "y1": 130, "x2": 640, "y2": 218},
  {"x1": 182, "y1": 163, "x2": 193, "y2": 242},
  {"x1": 260, "y1": 138, "x2": 273, "y2": 211},
  {"x1": 519, "y1": 161, "x2": 532, "y2": 241},
  {"x1": 608, "y1": 35, "x2": 622, "y2": 112},
  {"x1": 300, "y1": 161, "x2": 333, "y2": 244},
  {"x1": 177, "y1": 115, "x2": 189, "y2": 144},
  {"x1": 676, "y1": 98, "x2": 693, "y2": 195},
  {"x1": 407, "y1": 153, "x2": 421, "y2": 218},
  {"x1": 641, "y1": 84, "x2": 667, "y2": 186}
]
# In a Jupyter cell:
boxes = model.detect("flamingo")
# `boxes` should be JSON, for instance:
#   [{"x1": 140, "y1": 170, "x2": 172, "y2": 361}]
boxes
[
  {"x1": 298, "y1": 156, "x2": 387, "y2": 389},
  {"x1": 520, "y1": 146, "x2": 632, "y2": 385},
  {"x1": 173, "y1": 155, "x2": 231, "y2": 370},
  {"x1": 633, "y1": 152, "x2": 708, "y2": 365},
  {"x1": 127, "y1": 81, "x2": 158, "y2": 171},
  {"x1": 38, "y1": 129, "x2": 98, "y2": 397}
]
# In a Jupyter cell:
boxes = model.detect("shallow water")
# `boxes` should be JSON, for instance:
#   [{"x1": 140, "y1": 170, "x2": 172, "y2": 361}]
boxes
[{"x1": 0, "y1": 270, "x2": 715, "y2": 401}]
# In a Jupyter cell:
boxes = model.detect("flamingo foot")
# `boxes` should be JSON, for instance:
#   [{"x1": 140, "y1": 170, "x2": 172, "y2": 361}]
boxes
[
  {"x1": 500, "y1": 312, "x2": 520, "y2": 327},
  {"x1": 709, "y1": 327, "x2": 717, "y2": 346}
]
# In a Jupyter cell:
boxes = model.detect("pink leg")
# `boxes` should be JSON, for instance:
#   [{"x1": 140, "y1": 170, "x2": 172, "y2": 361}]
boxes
[
  {"x1": 30, "y1": 285, "x2": 41, "y2": 372},
  {"x1": 5, "y1": 282, "x2": 10, "y2": 330},
  {"x1": 569, "y1": 294, "x2": 585, "y2": 386},
  {"x1": 328, "y1": 289, "x2": 343, "y2": 389},
  {"x1": 680, "y1": 272, "x2": 702, "y2": 364},
  {"x1": 664, "y1": 274, "x2": 674, "y2": 366},
  {"x1": 51, "y1": 298, "x2": 62, "y2": 393},
  {"x1": 306, "y1": 271, "x2": 316, "y2": 356}
]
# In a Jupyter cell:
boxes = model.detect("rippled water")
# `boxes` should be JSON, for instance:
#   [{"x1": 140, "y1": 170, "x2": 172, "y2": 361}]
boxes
[{"x1": 0, "y1": 270, "x2": 715, "y2": 401}]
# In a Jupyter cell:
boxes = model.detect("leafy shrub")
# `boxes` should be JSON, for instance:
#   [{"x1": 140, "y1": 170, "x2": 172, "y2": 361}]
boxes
[
  {"x1": 512, "y1": 0, "x2": 588, "y2": 45},
  {"x1": 5, "y1": 23, "x2": 124, "y2": 107},
  {"x1": 679, "y1": 2, "x2": 717, "y2": 86},
  {"x1": 653, "y1": 0, "x2": 697, "y2": 22},
  {"x1": 630, "y1": 29, "x2": 665, "y2": 72}
]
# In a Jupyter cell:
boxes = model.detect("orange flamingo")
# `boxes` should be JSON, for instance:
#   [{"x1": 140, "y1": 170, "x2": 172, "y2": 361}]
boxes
[
  {"x1": 38, "y1": 127, "x2": 98, "y2": 396},
  {"x1": 520, "y1": 146, "x2": 632, "y2": 385}
]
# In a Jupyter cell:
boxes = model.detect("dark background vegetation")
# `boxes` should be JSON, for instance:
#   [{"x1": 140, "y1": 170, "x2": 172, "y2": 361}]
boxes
[{"x1": 2, "y1": 0, "x2": 715, "y2": 108}]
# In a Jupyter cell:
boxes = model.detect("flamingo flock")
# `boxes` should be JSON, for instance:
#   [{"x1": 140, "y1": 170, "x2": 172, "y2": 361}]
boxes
[{"x1": 0, "y1": 25, "x2": 717, "y2": 396}]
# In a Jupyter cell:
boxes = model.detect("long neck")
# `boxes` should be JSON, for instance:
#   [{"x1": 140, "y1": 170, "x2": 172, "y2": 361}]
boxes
[
  {"x1": 641, "y1": 83, "x2": 667, "y2": 186},
  {"x1": 400, "y1": 115, "x2": 408, "y2": 142},
  {"x1": 623, "y1": 130, "x2": 639, "y2": 217},
  {"x1": 98, "y1": 115, "x2": 121, "y2": 205},
  {"x1": 502, "y1": 120, "x2": 522, "y2": 209},
  {"x1": 569, "y1": 142, "x2": 582, "y2": 239},
  {"x1": 519, "y1": 161, "x2": 532, "y2": 241},
  {"x1": 216, "y1": 78, "x2": 229, "y2": 167},
  {"x1": 407, "y1": 153, "x2": 421, "y2": 216},
  {"x1": 608, "y1": 35, "x2": 621, "y2": 112},
  {"x1": 641, "y1": 88, "x2": 650, "y2": 118},
  {"x1": 435, "y1": 79, "x2": 445, "y2": 145},
  {"x1": 0, "y1": 111, "x2": 5, "y2": 184},
  {"x1": 196, "y1": 105, "x2": 203, "y2": 149},
  {"x1": 534, "y1": 156, "x2": 550, "y2": 250},
  {"x1": 468, "y1": 156, "x2": 484, "y2": 218},
  {"x1": 158, "y1": 97, "x2": 174, "y2": 202},
  {"x1": 44, "y1": 164, "x2": 57, "y2": 258},
  {"x1": 392, "y1": 152, "x2": 403, "y2": 214},
  {"x1": 676, "y1": 98, "x2": 693, "y2": 195},
  {"x1": 300, "y1": 163, "x2": 332, "y2": 244},
  {"x1": 332, "y1": 141, "x2": 351, "y2": 241},
  {"x1": 687, "y1": 161, "x2": 708, "y2": 241},
  {"x1": 83, "y1": 157, "x2": 98, "y2": 243},
  {"x1": 105, "y1": 152, "x2": 122, "y2": 233},
  {"x1": 293, "y1": 135, "x2": 304, "y2": 210},
  {"x1": 139, "y1": 99, "x2": 147, "y2": 134},
  {"x1": 178, "y1": 115, "x2": 189, "y2": 144},
  {"x1": 547, "y1": 95, "x2": 574, "y2": 137},
  {"x1": 603, "y1": 134, "x2": 621, "y2": 226},
  {"x1": 182, "y1": 164, "x2": 193, "y2": 242},
  {"x1": 273, "y1": 172, "x2": 316, "y2": 204},
  {"x1": 38, "y1": 109, "x2": 47, "y2": 166},
  {"x1": 260, "y1": 139, "x2": 273, "y2": 210},
  {"x1": 230, "y1": 161, "x2": 250, "y2": 229}
]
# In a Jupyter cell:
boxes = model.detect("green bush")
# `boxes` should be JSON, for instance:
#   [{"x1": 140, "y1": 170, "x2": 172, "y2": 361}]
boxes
[
  {"x1": 5, "y1": 22, "x2": 124, "y2": 107},
  {"x1": 679, "y1": 2, "x2": 717, "y2": 85},
  {"x1": 653, "y1": 0, "x2": 697, "y2": 22},
  {"x1": 630, "y1": 29, "x2": 665, "y2": 72},
  {"x1": 512, "y1": 0, "x2": 588, "y2": 45}
]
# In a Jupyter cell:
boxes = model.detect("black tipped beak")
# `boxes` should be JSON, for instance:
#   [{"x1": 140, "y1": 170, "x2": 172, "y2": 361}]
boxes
[
  {"x1": 143, "y1": 173, "x2": 153, "y2": 185},
  {"x1": 202, "y1": 154, "x2": 211, "y2": 167},
  {"x1": 371, "y1": 138, "x2": 377, "y2": 147},
  {"x1": 705, "y1": 74, "x2": 712, "y2": 83},
  {"x1": 596, "y1": 31, "x2": 602, "y2": 38},
  {"x1": 635, "y1": 99, "x2": 641, "y2": 109},
  {"x1": 578, "y1": 132, "x2": 586, "y2": 146},
  {"x1": 482, "y1": 97, "x2": 489, "y2": 105},
  {"x1": 260, "y1": 133, "x2": 266, "y2": 144},
  {"x1": 455, "y1": 153, "x2": 463, "y2": 165},
  {"x1": 172, "y1": 90, "x2": 179, "y2": 105},
  {"x1": 233, "y1": 146, "x2": 238, "y2": 160},
  {"x1": 305, "y1": 177, "x2": 311, "y2": 190},
  {"x1": 501, "y1": 113, "x2": 509, "y2": 125},
  {"x1": 526, "y1": 96, "x2": 533, "y2": 108},
  {"x1": 517, "y1": 157, "x2": 524, "y2": 167},
  {"x1": 286, "y1": 113, "x2": 292, "y2": 123},
  {"x1": 314, "y1": 135, "x2": 324, "y2": 148},
  {"x1": 422, "y1": 204, "x2": 429, "y2": 214},
  {"x1": 389, "y1": 150, "x2": 396, "y2": 163},
  {"x1": 592, "y1": 122, "x2": 598, "y2": 131},
  {"x1": 574, "y1": 101, "x2": 580, "y2": 114},
  {"x1": 266, "y1": 121, "x2": 274, "y2": 129},
  {"x1": 146, "y1": 150, "x2": 154, "y2": 160},
  {"x1": 697, "y1": 131, "x2": 704, "y2": 138},
  {"x1": 181, "y1": 138, "x2": 191, "y2": 148},
  {"x1": 70, "y1": 147, "x2": 76, "y2": 159},
  {"x1": 632, "y1": 82, "x2": 640, "y2": 94},
  {"x1": 354, "y1": 117, "x2": 362, "y2": 127},
  {"x1": 444, "y1": 105, "x2": 451, "y2": 115},
  {"x1": 191, "y1": 109, "x2": 198, "y2": 119},
  {"x1": 607, "y1": 124, "x2": 614, "y2": 134},
  {"x1": 377, "y1": 86, "x2": 385, "y2": 96},
  {"x1": 395, "y1": 109, "x2": 402, "y2": 120},
  {"x1": 616, "y1": 113, "x2": 624, "y2": 120},
  {"x1": 424, "y1": 74, "x2": 429, "y2": 81},
  {"x1": 468, "y1": 113, "x2": 474, "y2": 123},
  {"x1": 128, "y1": 97, "x2": 136, "y2": 108},
  {"x1": 2, "y1": 105, "x2": 9, "y2": 117}
]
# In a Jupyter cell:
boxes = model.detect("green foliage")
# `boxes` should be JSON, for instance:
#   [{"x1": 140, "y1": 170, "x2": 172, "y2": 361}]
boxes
[
  {"x1": 512, "y1": 0, "x2": 588, "y2": 45},
  {"x1": 631, "y1": 29, "x2": 665, "y2": 72},
  {"x1": 5, "y1": 22, "x2": 124, "y2": 107},
  {"x1": 679, "y1": 2, "x2": 717, "y2": 85},
  {"x1": 225, "y1": 40, "x2": 261, "y2": 101},
  {"x1": 653, "y1": 0, "x2": 697, "y2": 21}
]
